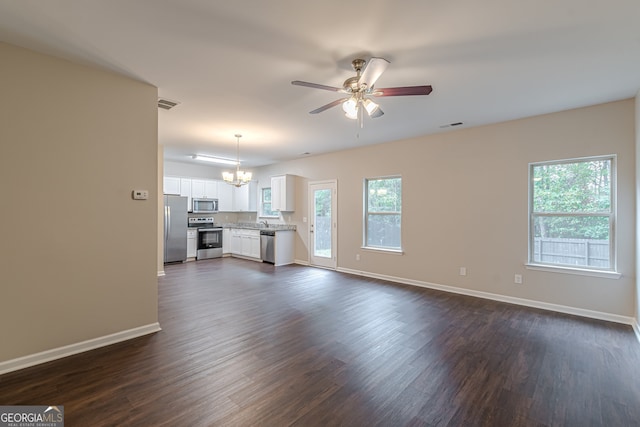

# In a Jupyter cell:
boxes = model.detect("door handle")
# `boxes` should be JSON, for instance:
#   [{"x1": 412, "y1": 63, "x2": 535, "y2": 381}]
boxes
[
  {"x1": 167, "y1": 206, "x2": 171, "y2": 236},
  {"x1": 164, "y1": 206, "x2": 169, "y2": 241}
]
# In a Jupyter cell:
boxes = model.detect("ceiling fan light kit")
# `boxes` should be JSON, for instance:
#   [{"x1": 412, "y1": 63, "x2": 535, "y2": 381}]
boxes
[
  {"x1": 342, "y1": 98, "x2": 358, "y2": 119},
  {"x1": 363, "y1": 99, "x2": 381, "y2": 117},
  {"x1": 222, "y1": 134, "x2": 252, "y2": 187},
  {"x1": 292, "y1": 57, "x2": 433, "y2": 126}
]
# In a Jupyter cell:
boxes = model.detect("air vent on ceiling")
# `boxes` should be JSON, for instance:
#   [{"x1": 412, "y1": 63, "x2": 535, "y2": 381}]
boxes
[
  {"x1": 158, "y1": 98, "x2": 180, "y2": 110},
  {"x1": 439, "y1": 122, "x2": 464, "y2": 129}
]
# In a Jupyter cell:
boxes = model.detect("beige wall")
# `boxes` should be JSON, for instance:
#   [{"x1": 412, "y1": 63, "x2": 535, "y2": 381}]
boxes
[
  {"x1": 254, "y1": 99, "x2": 636, "y2": 317},
  {"x1": 0, "y1": 43, "x2": 158, "y2": 362},
  {"x1": 158, "y1": 146, "x2": 165, "y2": 275},
  {"x1": 636, "y1": 92, "x2": 640, "y2": 325}
]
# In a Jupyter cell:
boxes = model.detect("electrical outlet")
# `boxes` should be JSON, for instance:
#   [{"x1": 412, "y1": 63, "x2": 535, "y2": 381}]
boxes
[
  {"x1": 459, "y1": 267, "x2": 467, "y2": 276},
  {"x1": 514, "y1": 274, "x2": 523, "y2": 284},
  {"x1": 356, "y1": 254, "x2": 360, "y2": 261}
]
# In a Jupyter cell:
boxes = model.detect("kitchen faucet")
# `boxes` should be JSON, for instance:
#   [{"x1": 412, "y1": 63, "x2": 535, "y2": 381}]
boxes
[{"x1": 260, "y1": 220, "x2": 268, "y2": 228}]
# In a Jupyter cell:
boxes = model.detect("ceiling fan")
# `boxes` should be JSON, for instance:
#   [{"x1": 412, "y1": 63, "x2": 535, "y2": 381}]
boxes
[{"x1": 292, "y1": 57, "x2": 432, "y2": 126}]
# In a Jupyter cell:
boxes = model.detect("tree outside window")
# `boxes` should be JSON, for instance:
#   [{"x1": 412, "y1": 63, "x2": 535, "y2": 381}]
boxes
[
  {"x1": 261, "y1": 187, "x2": 278, "y2": 217},
  {"x1": 529, "y1": 156, "x2": 615, "y2": 270},
  {"x1": 364, "y1": 176, "x2": 402, "y2": 250}
]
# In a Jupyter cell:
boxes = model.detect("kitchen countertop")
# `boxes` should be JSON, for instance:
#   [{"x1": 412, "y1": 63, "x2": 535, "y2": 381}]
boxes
[{"x1": 221, "y1": 223, "x2": 296, "y2": 231}]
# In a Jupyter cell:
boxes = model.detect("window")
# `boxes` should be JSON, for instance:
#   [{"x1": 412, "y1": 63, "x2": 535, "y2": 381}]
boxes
[
  {"x1": 364, "y1": 176, "x2": 402, "y2": 250},
  {"x1": 260, "y1": 187, "x2": 278, "y2": 217},
  {"x1": 529, "y1": 156, "x2": 615, "y2": 271}
]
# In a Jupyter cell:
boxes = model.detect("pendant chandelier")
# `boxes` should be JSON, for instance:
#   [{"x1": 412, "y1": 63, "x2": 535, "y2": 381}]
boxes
[{"x1": 222, "y1": 134, "x2": 252, "y2": 187}]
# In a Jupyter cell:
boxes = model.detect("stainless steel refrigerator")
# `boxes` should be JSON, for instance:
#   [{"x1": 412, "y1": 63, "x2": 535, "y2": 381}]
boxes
[{"x1": 164, "y1": 195, "x2": 188, "y2": 263}]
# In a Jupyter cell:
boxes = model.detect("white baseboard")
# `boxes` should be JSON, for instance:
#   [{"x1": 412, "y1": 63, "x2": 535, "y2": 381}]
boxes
[
  {"x1": 157, "y1": 270, "x2": 165, "y2": 277},
  {"x1": 294, "y1": 259, "x2": 310, "y2": 266},
  {"x1": 0, "y1": 323, "x2": 162, "y2": 375},
  {"x1": 633, "y1": 320, "x2": 640, "y2": 343},
  {"x1": 337, "y1": 267, "x2": 636, "y2": 327}
]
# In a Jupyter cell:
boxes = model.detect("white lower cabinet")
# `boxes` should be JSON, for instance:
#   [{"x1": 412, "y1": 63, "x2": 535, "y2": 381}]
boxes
[
  {"x1": 230, "y1": 229, "x2": 242, "y2": 255},
  {"x1": 222, "y1": 228, "x2": 231, "y2": 254},
  {"x1": 187, "y1": 229, "x2": 197, "y2": 258},
  {"x1": 272, "y1": 230, "x2": 295, "y2": 266},
  {"x1": 225, "y1": 227, "x2": 294, "y2": 264},
  {"x1": 242, "y1": 233, "x2": 261, "y2": 259},
  {"x1": 229, "y1": 228, "x2": 261, "y2": 260}
]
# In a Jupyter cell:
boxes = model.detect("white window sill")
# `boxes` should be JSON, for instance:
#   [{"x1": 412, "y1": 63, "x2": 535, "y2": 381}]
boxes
[
  {"x1": 361, "y1": 246, "x2": 404, "y2": 255},
  {"x1": 525, "y1": 263, "x2": 621, "y2": 279}
]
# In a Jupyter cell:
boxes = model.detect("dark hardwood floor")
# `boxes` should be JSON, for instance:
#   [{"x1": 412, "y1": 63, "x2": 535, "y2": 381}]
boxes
[{"x1": 1, "y1": 258, "x2": 639, "y2": 426}]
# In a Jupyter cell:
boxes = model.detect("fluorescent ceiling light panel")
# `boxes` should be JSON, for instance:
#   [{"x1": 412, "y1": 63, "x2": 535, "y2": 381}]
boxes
[{"x1": 192, "y1": 155, "x2": 238, "y2": 165}]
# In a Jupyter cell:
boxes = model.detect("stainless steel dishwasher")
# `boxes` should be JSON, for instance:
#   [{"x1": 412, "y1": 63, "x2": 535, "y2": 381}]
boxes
[{"x1": 260, "y1": 230, "x2": 276, "y2": 264}]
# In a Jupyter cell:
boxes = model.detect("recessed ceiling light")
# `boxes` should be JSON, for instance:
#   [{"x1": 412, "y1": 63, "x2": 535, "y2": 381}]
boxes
[{"x1": 192, "y1": 155, "x2": 237, "y2": 165}]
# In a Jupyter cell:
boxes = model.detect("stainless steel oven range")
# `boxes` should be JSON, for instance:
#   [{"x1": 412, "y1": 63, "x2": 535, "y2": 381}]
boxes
[{"x1": 188, "y1": 217, "x2": 223, "y2": 260}]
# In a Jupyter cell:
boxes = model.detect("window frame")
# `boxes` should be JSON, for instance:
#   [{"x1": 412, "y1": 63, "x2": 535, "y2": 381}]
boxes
[
  {"x1": 259, "y1": 187, "x2": 279, "y2": 218},
  {"x1": 363, "y1": 175, "x2": 403, "y2": 253},
  {"x1": 527, "y1": 155, "x2": 617, "y2": 275}
]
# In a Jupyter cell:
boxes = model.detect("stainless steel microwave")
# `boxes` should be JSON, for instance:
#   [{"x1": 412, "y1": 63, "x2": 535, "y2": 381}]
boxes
[{"x1": 192, "y1": 198, "x2": 218, "y2": 213}]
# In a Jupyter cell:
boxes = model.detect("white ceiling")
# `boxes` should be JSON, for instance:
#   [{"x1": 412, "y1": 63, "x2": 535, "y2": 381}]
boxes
[{"x1": 1, "y1": 1, "x2": 639, "y2": 167}]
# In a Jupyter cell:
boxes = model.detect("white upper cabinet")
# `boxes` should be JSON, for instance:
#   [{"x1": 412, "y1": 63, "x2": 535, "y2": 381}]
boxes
[
  {"x1": 248, "y1": 181, "x2": 257, "y2": 211},
  {"x1": 233, "y1": 181, "x2": 257, "y2": 212},
  {"x1": 205, "y1": 180, "x2": 218, "y2": 199},
  {"x1": 271, "y1": 174, "x2": 295, "y2": 212},
  {"x1": 180, "y1": 178, "x2": 192, "y2": 211},
  {"x1": 191, "y1": 179, "x2": 218, "y2": 199},
  {"x1": 217, "y1": 181, "x2": 234, "y2": 211},
  {"x1": 163, "y1": 176, "x2": 181, "y2": 195},
  {"x1": 163, "y1": 175, "x2": 255, "y2": 212},
  {"x1": 191, "y1": 179, "x2": 205, "y2": 198}
]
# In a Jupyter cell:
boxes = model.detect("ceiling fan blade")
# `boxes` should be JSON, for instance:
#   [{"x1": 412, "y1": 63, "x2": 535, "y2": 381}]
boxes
[
  {"x1": 358, "y1": 57, "x2": 389, "y2": 89},
  {"x1": 373, "y1": 85, "x2": 433, "y2": 96},
  {"x1": 291, "y1": 80, "x2": 343, "y2": 92},
  {"x1": 309, "y1": 98, "x2": 348, "y2": 114}
]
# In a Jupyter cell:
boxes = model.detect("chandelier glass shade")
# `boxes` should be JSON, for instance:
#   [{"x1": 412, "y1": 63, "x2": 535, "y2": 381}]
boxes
[{"x1": 222, "y1": 134, "x2": 252, "y2": 187}]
